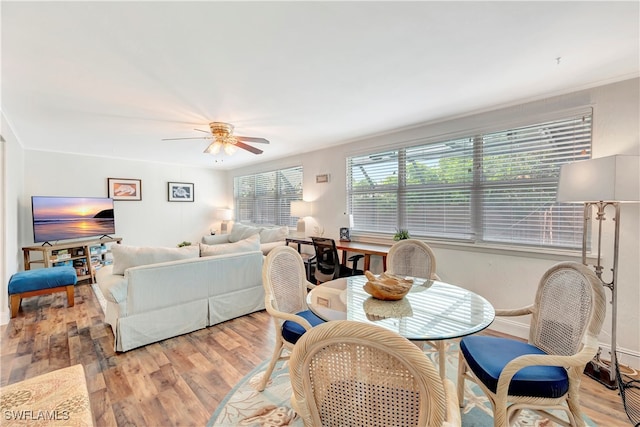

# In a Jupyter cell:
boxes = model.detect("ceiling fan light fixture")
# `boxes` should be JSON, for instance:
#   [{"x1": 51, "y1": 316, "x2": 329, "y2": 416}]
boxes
[
  {"x1": 165, "y1": 121, "x2": 269, "y2": 157},
  {"x1": 223, "y1": 142, "x2": 237, "y2": 155},
  {"x1": 205, "y1": 141, "x2": 222, "y2": 155}
]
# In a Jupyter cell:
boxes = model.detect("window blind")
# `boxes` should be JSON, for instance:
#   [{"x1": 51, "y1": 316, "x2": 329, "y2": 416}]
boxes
[
  {"x1": 347, "y1": 112, "x2": 592, "y2": 249},
  {"x1": 234, "y1": 166, "x2": 303, "y2": 226}
]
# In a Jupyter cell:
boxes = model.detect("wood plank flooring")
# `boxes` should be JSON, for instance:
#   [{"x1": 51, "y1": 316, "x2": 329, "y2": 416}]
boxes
[{"x1": 0, "y1": 283, "x2": 633, "y2": 426}]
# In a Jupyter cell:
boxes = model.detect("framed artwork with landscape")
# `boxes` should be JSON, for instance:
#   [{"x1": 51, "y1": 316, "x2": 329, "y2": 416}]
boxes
[
  {"x1": 168, "y1": 182, "x2": 194, "y2": 202},
  {"x1": 107, "y1": 178, "x2": 142, "y2": 201}
]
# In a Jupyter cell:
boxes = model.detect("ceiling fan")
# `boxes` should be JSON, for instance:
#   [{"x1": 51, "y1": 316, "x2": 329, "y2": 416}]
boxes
[{"x1": 162, "y1": 122, "x2": 269, "y2": 155}]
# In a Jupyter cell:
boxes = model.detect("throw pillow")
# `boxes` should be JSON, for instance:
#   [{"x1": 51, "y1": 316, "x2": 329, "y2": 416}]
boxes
[
  {"x1": 201, "y1": 234, "x2": 231, "y2": 245},
  {"x1": 111, "y1": 245, "x2": 200, "y2": 275},
  {"x1": 200, "y1": 234, "x2": 261, "y2": 257},
  {"x1": 228, "y1": 223, "x2": 261, "y2": 243},
  {"x1": 259, "y1": 226, "x2": 289, "y2": 243}
]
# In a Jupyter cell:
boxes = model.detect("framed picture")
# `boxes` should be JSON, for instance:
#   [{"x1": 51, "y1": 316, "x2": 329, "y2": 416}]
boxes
[
  {"x1": 316, "y1": 174, "x2": 330, "y2": 183},
  {"x1": 168, "y1": 182, "x2": 194, "y2": 202},
  {"x1": 107, "y1": 178, "x2": 142, "y2": 201}
]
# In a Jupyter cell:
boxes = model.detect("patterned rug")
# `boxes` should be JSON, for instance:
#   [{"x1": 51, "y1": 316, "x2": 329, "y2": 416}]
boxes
[
  {"x1": 0, "y1": 364, "x2": 94, "y2": 426},
  {"x1": 209, "y1": 342, "x2": 596, "y2": 427}
]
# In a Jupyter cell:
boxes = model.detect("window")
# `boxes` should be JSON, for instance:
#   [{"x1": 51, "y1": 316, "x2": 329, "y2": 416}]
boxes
[
  {"x1": 234, "y1": 166, "x2": 303, "y2": 226},
  {"x1": 347, "y1": 112, "x2": 592, "y2": 249}
]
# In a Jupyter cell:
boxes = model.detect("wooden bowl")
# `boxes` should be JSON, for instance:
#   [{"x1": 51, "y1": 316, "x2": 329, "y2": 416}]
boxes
[{"x1": 363, "y1": 271, "x2": 413, "y2": 301}]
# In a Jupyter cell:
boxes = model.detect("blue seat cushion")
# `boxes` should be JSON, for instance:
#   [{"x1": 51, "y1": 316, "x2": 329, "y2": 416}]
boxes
[
  {"x1": 8, "y1": 267, "x2": 77, "y2": 294},
  {"x1": 282, "y1": 310, "x2": 325, "y2": 344},
  {"x1": 460, "y1": 335, "x2": 569, "y2": 398}
]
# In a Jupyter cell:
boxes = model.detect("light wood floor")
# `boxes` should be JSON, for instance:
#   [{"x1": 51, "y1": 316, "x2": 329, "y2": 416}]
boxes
[{"x1": 0, "y1": 283, "x2": 633, "y2": 426}]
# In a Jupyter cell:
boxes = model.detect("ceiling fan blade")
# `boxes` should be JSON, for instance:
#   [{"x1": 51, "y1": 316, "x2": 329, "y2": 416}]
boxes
[
  {"x1": 162, "y1": 136, "x2": 212, "y2": 141},
  {"x1": 194, "y1": 128, "x2": 210, "y2": 134},
  {"x1": 235, "y1": 141, "x2": 264, "y2": 155},
  {"x1": 236, "y1": 136, "x2": 269, "y2": 144}
]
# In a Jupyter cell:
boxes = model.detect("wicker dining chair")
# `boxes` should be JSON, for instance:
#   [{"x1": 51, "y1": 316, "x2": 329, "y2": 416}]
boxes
[
  {"x1": 387, "y1": 238, "x2": 440, "y2": 281},
  {"x1": 457, "y1": 261, "x2": 606, "y2": 427},
  {"x1": 289, "y1": 320, "x2": 461, "y2": 427},
  {"x1": 387, "y1": 239, "x2": 447, "y2": 378},
  {"x1": 258, "y1": 245, "x2": 325, "y2": 392}
]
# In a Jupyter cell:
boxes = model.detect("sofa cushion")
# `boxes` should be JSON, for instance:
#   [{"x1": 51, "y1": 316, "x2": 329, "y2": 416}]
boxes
[
  {"x1": 259, "y1": 225, "x2": 289, "y2": 243},
  {"x1": 228, "y1": 223, "x2": 261, "y2": 243},
  {"x1": 111, "y1": 245, "x2": 200, "y2": 275},
  {"x1": 200, "y1": 234, "x2": 261, "y2": 257}
]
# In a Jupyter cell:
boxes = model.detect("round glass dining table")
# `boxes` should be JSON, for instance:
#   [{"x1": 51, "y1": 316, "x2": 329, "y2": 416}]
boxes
[{"x1": 307, "y1": 275, "x2": 495, "y2": 341}]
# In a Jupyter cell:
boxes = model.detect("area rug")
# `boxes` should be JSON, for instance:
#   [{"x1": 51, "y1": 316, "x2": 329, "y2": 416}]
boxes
[
  {"x1": 209, "y1": 342, "x2": 595, "y2": 427},
  {"x1": 0, "y1": 364, "x2": 94, "y2": 426}
]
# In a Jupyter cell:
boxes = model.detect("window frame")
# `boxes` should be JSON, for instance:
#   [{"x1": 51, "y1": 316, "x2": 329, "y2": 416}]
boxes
[
  {"x1": 234, "y1": 165, "x2": 303, "y2": 227},
  {"x1": 346, "y1": 109, "x2": 592, "y2": 250}
]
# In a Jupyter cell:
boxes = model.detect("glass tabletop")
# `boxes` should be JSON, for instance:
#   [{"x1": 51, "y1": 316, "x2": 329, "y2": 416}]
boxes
[{"x1": 307, "y1": 275, "x2": 495, "y2": 341}]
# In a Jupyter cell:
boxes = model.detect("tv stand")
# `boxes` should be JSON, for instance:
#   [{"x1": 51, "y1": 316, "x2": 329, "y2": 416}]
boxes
[{"x1": 22, "y1": 237, "x2": 122, "y2": 284}]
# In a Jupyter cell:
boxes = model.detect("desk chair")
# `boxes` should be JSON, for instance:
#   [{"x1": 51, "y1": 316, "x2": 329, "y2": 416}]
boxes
[
  {"x1": 290, "y1": 320, "x2": 461, "y2": 427},
  {"x1": 457, "y1": 261, "x2": 606, "y2": 427},
  {"x1": 311, "y1": 237, "x2": 363, "y2": 284}
]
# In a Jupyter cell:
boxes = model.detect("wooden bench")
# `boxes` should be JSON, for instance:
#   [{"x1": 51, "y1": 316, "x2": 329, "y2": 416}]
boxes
[{"x1": 8, "y1": 267, "x2": 77, "y2": 318}]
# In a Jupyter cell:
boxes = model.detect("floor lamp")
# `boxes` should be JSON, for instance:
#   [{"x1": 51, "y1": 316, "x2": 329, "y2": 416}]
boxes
[{"x1": 557, "y1": 155, "x2": 640, "y2": 388}]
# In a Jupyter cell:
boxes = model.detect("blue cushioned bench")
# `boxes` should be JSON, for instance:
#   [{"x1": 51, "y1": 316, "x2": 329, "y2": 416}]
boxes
[{"x1": 8, "y1": 267, "x2": 77, "y2": 318}]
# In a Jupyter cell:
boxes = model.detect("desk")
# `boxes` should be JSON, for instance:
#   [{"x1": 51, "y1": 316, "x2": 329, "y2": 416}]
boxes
[
  {"x1": 285, "y1": 237, "x2": 390, "y2": 272},
  {"x1": 307, "y1": 275, "x2": 495, "y2": 377},
  {"x1": 335, "y1": 241, "x2": 390, "y2": 271}
]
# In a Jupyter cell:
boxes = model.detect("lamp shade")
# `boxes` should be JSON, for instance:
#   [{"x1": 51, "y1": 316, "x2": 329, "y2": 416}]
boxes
[
  {"x1": 342, "y1": 213, "x2": 354, "y2": 228},
  {"x1": 290, "y1": 200, "x2": 312, "y2": 217},
  {"x1": 557, "y1": 155, "x2": 640, "y2": 203},
  {"x1": 217, "y1": 208, "x2": 233, "y2": 221}
]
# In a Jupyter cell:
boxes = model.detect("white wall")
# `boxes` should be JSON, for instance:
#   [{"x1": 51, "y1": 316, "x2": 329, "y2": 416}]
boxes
[
  {"x1": 231, "y1": 78, "x2": 640, "y2": 368},
  {"x1": 21, "y1": 151, "x2": 227, "y2": 248},
  {"x1": 1, "y1": 114, "x2": 25, "y2": 324}
]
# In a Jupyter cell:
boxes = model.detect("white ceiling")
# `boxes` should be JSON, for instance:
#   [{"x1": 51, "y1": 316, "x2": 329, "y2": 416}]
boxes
[{"x1": 2, "y1": 1, "x2": 639, "y2": 170}]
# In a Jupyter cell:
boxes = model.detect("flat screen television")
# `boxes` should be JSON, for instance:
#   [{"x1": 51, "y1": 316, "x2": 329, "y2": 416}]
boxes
[{"x1": 31, "y1": 196, "x2": 116, "y2": 244}]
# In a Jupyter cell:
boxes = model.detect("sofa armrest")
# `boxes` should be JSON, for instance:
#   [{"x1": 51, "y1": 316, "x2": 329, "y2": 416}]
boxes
[
  {"x1": 260, "y1": 240, "x2": 286, "y2": 255},
  {"x1": 96, "y1": 265, "x2": 128, "y2": 304}
]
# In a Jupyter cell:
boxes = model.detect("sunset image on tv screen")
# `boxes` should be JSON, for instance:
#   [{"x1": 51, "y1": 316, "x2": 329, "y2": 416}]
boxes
[{"x1": 32, "y1": 197, "x2": 115, "y2": 242}]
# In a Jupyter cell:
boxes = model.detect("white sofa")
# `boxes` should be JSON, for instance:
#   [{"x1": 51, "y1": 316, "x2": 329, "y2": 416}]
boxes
[
  {"x1": 202, "y1": 222, "x2": 289, "y2": 255},
  {"x1": 96, "y1": 241, "x2": 265, "y2": 352}
]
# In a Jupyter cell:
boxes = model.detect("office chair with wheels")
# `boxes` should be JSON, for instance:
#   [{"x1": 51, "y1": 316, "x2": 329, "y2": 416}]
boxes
[{"x1": 311, "y1": 237, "x2": 363, "y2": 284}]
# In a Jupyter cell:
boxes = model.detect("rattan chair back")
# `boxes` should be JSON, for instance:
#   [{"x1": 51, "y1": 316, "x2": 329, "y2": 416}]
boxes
[
  {"x1": 387, "y1": 239, "x2": 438, "y2": 280},
  {"x1": 290, "y1": 320, "x2": 450, "y2": 427},
  {"x1": 530, "y1": 262, "x2": 605, "y2": 357},
  {"x1": 263, "y1": 245, "x2": 309, "y2": 316}
]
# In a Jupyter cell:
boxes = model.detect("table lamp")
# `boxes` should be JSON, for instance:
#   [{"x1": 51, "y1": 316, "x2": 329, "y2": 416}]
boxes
[
  {"x1": 290, "y1": 201, "x2": 313, "y2": 235},
  {"x1": 217, "y1": 208, "x2": 233, "y2": 234},
  {"x1": 556, "y1": 154, "x2": 640, "y2": 387}
]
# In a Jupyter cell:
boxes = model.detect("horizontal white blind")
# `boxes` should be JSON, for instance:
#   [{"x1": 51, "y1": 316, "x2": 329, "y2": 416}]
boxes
[
  {"x1": 234, "y1": 166, "x2": 303, "y2": 226},
  {"x1": 347, "y1": 112, "x2": 592, "y2": 249}
]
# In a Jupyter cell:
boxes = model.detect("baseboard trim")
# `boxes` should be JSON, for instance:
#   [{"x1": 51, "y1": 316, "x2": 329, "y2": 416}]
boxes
[{"x1": 0, "y1": 309, "x2": 10, "y2": 325}]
